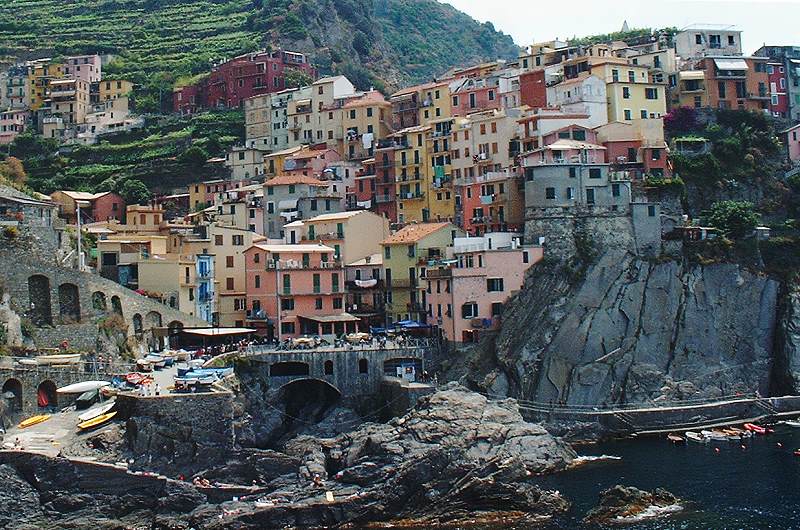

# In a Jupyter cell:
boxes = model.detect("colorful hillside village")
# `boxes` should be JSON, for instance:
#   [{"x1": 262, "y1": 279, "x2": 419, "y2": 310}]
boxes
[{"x1": 9, "y1": 25, "x2": 800, "y2": 346}]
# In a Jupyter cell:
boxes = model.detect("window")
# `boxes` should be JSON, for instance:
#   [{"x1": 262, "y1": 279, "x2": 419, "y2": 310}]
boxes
[
  {"x1": 641, "y1": 110, "x2": 648, "y2": 119},
  {"x1": 586, "y1": 189, "x2": 595, "y2": 205},
  {"x1": 313, "y1": 273, "x2": 321, "y2": 293},
  {"x1": 566, "y1": 187, "x2": 575, "y2": 200},
  {"x1": 480, "y1": 124, "x2": 486, "y2": 135},
  {"x1": 232, "y1": 235, "x2": 244, "y2": 246},
  {"x1": 452, "y1": 95, "x2": 459, "y2": 107},
  {"x1": 728, "y1": 35, "x2": 735, "y2": 46},
  {"x1": 384, "y1": 246, "x2": 391, "y2": 259},
  {"x1": 254, "y1": 275, "x2": 261, "y2": 288},
  {"x1": 226, "y1": 277, "x2": 234, "y2": 290},
  {"x1": 333, "y1": 297, "x2": 343, "y2": 310},
  {"x1": 488, "y1": 90, "x2": 495, "y2": 101},
  {"x1": 612, "y1": 69, "x2": 619, "y2": 82},
  {"x1": 623, "y1": 86, "x2": 630, "y2": 99},
  {"x1": 315, "y1": 298, "x2": 323, "y2": 310},
  {"x1": 487, "y1": 278, "x2": 504, "y2": 292},
  {"x1": 366, "y1": 107, "x2": 373, "y2": 117},
  {"x1": 648, "y1": 205, "x2": 657, "y2": 217},
  {"x1": 589, "y1": 167, "x2": 601, "y2": 179},
  {"x1": 283, "y1": 274, "x2": 291, "y2": 294},
  {"x1": 358, "y1": 358, "x2": 368, "y2": 374},
  {"x1": 491, "y1": 302, "x2": 503, "y2": 317},
  {"x1": 407, "y1": 244, "x2": 415, "y2": 258},
  {"x1": 645, "y1": 87, "x2": 658, "y2": 99},
  {"x1": 215, "y1": 235, "x2": 223, "y2": 245},
  {"x1": 545, "y1": 187, "x2": 556, "y2": 199},
  {"x1": 624, "y1": 109, "x2": 632, "y2": 120},
  {"x1": 281, "y1": 322, "x2": 295, "y2": 334},
  {"x1": 281, "y1": 298, "x2": 295, "y2": 310},
  {"x1": 612, "y1": 183, "x2": 620, "y2": 197},
  {"x1": 332, "y1": 273, "x2": 339, "y2": 293},
  {"x1": 288, "y1": 184, "x2": 295, "y2": 194},
  {"x1": 461, "y1": 302, "x2": 478, "y2": 319},
  {"x1": 718, "y1": 82, "x2": 726, "y2": 99},
  {"x1": 652, "y1": 149, "x2": 662, "y2": 161},
  {"x1": 226, "y1": 256, "x2": 234, "y2": 268},
  {"x1": 628, "y1": 70, "x2": 635, "y2": 83}
]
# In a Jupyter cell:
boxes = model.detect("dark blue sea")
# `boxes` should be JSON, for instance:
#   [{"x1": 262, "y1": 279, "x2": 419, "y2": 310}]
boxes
[{"x1": 538, "y1": 423, "x2": 800, "y2": 528}]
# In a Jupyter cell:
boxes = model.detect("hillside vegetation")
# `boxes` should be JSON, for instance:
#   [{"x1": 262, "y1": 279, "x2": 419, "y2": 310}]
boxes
[{"x1": 0, "y1": 0, "x2": 519, "y2": 110}]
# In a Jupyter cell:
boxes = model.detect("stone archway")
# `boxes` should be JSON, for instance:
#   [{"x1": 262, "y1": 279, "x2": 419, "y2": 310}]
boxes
[
  {"x1": 133, "y1": 314, "x2": 143, "y2": 336},
  {"x1": 58, "y1": 283, "x2": 81, "y2": 323},
  {"x1": 111, "y1": 295, "x2": 123, "y2": 316},
  {"x1": 92, "y1": 291, "x2": 107, "y2": 312},
  {"x1": 2, "y1": 378, "x2": 22, "y2": 412},
  {"x1": 145, "y1": 311, "x2": 162, "y2": 329},
  {"x1": 37, "y1": 380, "x2": 57, "y2": 408},
  {"x1": 27, "y1": 274, "x2": 52, "y2": 326}
]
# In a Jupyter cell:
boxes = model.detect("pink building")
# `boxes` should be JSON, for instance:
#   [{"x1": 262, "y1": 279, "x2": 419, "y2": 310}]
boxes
[
  {"x1": 64, "y1": 54, "x2": 102, "y2": 83},
  {"x1": 284, "y1": 147, "x2": 342, "y2": 179},
  {"x1": 782, "y1": 123, "x2": 800, "y2": 164},
  {"x1": 424, "y1": 233, "x2": 542, "y2": 345},
  {"x1": 244, "y1": 243, "x2": 357, "y2": 339},
  {"x1": 450, "y1": 78, "x2": 501, "y2": 116},
  {"x1": 0, "y1": 109, "x2": 27, "y2": 145}
]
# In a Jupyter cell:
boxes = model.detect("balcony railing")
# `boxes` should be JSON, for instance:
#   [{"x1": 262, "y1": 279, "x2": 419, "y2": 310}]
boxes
[
  {"x1": 375, "y1": 194, "x2": 394, "y2": 204},
  {"x1": 424, "y1": 268, "x2": 452, "y2": 279}
]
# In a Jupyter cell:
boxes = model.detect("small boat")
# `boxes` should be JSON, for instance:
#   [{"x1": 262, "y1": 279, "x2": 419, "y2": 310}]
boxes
[
  {"x1": 685, "y1": 431, "x2": 707, "y2": 443},
  {"x1": 125, "y1": 373, "x2": 153, "y2": 386},
  {"x1": 744, "y1": 423, "x2": 767, "y2": 434},
  {"x1": 794, "y1": 449, "x2": 800, "y2": 457},
  {"x1": 75, "y1": 389, "x2": 99, "y2": 409},
  {"x1": 144, "y1": 354, "x2": 166, "y2": 369},
  {"x1": 783, "y1": 420, "x2": 800, "y2": 428},
  {"x1": 77, "y1": 411, "x2": 117, "y2": 431},
  {"x1": 18, "y1": 414, "x2": 50, "y2": 428},
  {"x1": 35, "y1": 353, "x2": 81, "y2": 365},
  {"x1": 136, "y1": 359, "x2": 153, "y2": 372},
  {"x1": 701, "y1": 429, "x2": 730, "y2": 441},
  {"x1": 78, "y1": 401, "x2": 115, "y2": 423},
  {"x1": 56, "y1": 381, "x2": 110, "y2": 394},
  {"x1": 667, "y1": 434, "x2": 685, "y2": 444}
]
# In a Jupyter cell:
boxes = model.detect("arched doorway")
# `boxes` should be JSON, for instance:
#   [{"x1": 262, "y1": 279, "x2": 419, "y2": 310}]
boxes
[
  {"x1": 37, "y1": 380, "x2": 57, "y2": 409},
  {"x1": 58, "y1": 283, "x2": 81, "y2": 323},
  {"x1": 2, "y1": 378, "x2": 22, "y2": 412},
  {"x1": 168, "y1": 321, "x2": 184, "y2": 349},
  {"x1": 27, "y1": 275, "x2": 52, "y2": 326},
  {"x1": 266, "y1": 379, "x2": 342, "y2": 447},
  {"x1": 145, "y1": 311, "x2": 162, "y2": 329},
  {"x1": 132, "y1": 314, "x2": 143, "y2": 336},
  {"x1": 92, "y1": 291, "x2": 107, "y2": 312},
  {"x1": 111, "y1": 295, "x2": 123, "y2": 316}
]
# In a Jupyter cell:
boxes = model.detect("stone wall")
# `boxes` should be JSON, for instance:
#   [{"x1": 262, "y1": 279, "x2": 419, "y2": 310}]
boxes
[
  {"x1": 116, "y1": 391, "x2": 235, "y2": 472},
  {"x1": 245, "y1": 345, "x2": 428, "y2": 397},
  {"x1": 0, "y1": 363, "x2": 107, "y2": 416},
  {"x1": 0, "y1": 248, "x2": 208, "y2": 352}
]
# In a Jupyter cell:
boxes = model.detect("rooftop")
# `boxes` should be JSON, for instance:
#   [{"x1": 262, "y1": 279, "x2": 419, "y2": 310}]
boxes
[
  {"x1": 265, "y1": 175, "x2": 329, "y2": 187},
  {"x1": 347, "y1": 253, "x2": 383, "y2": 267},
  {"x1": 381, "y1": 222, "x2": 452, "y2": 245}
]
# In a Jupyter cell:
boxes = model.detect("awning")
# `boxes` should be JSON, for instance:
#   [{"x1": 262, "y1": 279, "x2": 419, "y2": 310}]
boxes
[
  {"x1": 278, "y1": 199, "x2": 298, "y2": 210},
  {"x1": 182, "y1": 327, "x2": 257, "y2": 337},
  {"x1": 300, "y1": 313, "x2": 360, "y2": 323},
  {"x1": 713, "y1": 58, "x2": 748, "y2": 71},
  {"x1": 679, "y1": 70, "x2": 705, "y2": 80}
]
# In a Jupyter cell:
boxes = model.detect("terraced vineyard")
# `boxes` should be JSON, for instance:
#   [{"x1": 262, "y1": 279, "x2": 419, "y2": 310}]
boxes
[{"x1": 0, "y1": 0, "x2": 258, "y2": 79}]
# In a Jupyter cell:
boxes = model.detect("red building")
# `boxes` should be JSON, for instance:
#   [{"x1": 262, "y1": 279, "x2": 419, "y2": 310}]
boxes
[
  {"x1": 91, "y1": 192, "x2": 125, "y2": 223},
  {"x1": 768, "y1": 61, "x2": 789, "y2": 118},
  {"x1": 450, "y1": 78, "x2": 502, "y2": 116},
  {"x1": 173, "y1": 50, "x2": 316, "y2": 114},
  {"x1": 519, "y1": 70, "x2": 547, "y2": 110},
  {"x1": 373, "y1": 144, "x2": 397, "y2": 223}
]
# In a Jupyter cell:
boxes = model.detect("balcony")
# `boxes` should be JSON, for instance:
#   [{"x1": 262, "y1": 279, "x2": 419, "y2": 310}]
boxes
[
  {"x1": 375, "y1": 194, "x2": 394, "y2": 204},
  {"x1": 347, "y1": 303, "x2": 383, "y2": 315},
  {"x1": 424, "y1": 268, "x2": 452, "y2": 279},
  {"x1": 346, "y1": 279, "x2": 384, "y2": 290},
  {"x1": 246, "y1": 309, "x2": 271, "y2": 322},
  {"x1": 407, "y1": 302, "x2": 426, "y2": 313},
  {"x1": 399, "y1": 192, "x2": 424, "y2": 200},
  {"x1": 198, "y1": 292, "x2": 215, "y2": 303}
]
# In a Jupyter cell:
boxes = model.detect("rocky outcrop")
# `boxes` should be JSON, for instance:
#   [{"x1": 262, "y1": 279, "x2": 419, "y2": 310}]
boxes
[
  {"x1": 584, "y1": 485, "x2": 682, "y2": 524},
  {"x1": 468, "y1": 249, "x2": 780, "y2": 407},
  {"x1": 774, "y1": 280, "x2": 800, "y2": 394},
  {"x1": 191, "y1": 385, "x2": 575, "y2": 528}
]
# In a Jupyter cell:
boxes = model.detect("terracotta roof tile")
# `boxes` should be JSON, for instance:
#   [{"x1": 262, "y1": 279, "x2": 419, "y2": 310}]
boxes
[{"x1": 381, "y1": 222, "x2": 452, "y2": 245}]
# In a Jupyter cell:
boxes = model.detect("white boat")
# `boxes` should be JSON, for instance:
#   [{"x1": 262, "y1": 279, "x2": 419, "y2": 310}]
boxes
[
  {"x1": 783, "y1": 420, "x2": 800, "y2": 428},
  {"x1": 700, "y1": 429, "x2": 730, "y2": 441},
  {"x1": 78, "y1": 401, "x2": 115, "y2": 422},
  {"x1": 57, "y1": 381, "x2": 111, "y2": 394},
  {"x1": 685, "y1": 431, "x2": 708, "y2": 443},
  {"x1": 35, "y1": 353, "x2": 82, "y2": 365},
  {"x1": 144, "y1": 354, "x2": 166, "y2": 369}
]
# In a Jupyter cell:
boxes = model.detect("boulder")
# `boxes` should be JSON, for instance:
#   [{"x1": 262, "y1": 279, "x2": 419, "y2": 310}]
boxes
[{"x1": 584, "y1": 485, "x2": 681, "y2": 524}]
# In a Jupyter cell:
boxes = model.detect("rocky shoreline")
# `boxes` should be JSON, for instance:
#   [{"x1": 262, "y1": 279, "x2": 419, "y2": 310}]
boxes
[{"x1": 1, "y1": 385, "x2": 582, "y2": 529}]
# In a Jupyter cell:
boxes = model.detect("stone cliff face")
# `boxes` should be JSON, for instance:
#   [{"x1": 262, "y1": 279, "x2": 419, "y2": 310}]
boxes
[{"x1": 467, "y1": 249, "x2": 784, "y2": 407}]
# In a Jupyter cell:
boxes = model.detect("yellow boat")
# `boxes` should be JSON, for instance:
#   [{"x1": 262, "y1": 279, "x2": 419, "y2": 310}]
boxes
[
  {"x1": 77, "y1": 411, "x2": 117, "y2": 431},
  {"x1": 18, "y1": 414, "x2": 50, "y2": 428}
]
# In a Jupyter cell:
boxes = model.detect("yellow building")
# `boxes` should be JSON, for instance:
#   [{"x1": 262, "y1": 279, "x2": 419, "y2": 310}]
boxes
[
  {"x1": 671, "y1": 70, "x2": 708, "y2": 109},
  {"x1": 29, "y1": 59, "x2": 65, "y2": 111},
  {"x1": 590, "y1": 62, "x2": 667, "y2": 122},
  {"x1": 98, "y1": 79, "x2": 133, "y2": 101},
  {"x1": 340, "y1": 91, "x2": 392, "y2": 160},
  {"x1": 393, "y1": 120, "x2": 456, "y2": 225},
  {"x1": 380, "y1": 222, "x2": 463, "y2": 324},
  {"x1": 138, "y1": 255, "x2": 198, "y2": 315},
  {"x1": 390, "y1": 81, "x2": 452, "y2": 130}
]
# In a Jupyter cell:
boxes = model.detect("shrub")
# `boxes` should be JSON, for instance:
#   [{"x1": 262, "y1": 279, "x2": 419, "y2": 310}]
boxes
[{"x1": 706, "y1": 200, "x2": 760, "y2": 239}]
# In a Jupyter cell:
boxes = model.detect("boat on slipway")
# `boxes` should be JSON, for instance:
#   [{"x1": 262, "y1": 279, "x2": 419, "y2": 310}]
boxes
[
  {"x1": 57, "y1": 381, "x2": 110, "y2": 394},
  {"x1": 77, "y1": 411, "x2": 117, "y2": 431},
  {"x1": 78, "y1": 401, "x2": 116, "y2": 423}
]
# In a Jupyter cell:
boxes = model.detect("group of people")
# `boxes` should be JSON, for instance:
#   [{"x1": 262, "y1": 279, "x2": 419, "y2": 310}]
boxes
[{"x1": 138, "y1": 383, "x2": 162, "y2": 397}]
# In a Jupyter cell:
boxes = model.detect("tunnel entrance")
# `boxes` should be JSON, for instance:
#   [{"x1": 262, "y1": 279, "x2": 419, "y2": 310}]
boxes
[{"x1": 263, "y1": 379, "x2": 342, "y2": 448}]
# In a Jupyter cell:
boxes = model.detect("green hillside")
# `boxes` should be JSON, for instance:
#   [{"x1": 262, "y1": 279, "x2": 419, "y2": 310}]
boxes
[{"x1": 0, "y1": 0, "x2": 519, "y2": 110}]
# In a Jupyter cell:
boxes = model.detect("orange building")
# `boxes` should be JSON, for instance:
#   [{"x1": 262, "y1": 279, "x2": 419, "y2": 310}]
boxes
[{"x1": 695, "y1": 56, "x2": 771, "y2": 112}]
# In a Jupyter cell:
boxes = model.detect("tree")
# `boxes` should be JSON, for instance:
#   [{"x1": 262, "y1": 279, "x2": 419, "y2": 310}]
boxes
[
  {"x1": 663, "y1": 106, "x2": 699, "y2": 136},
  {"x1": 707, "y1": 200, "x2": 760, "y2": 239},
  {"x1": 119, "y1": 179, "x2": 152, "y2": 205},
  {"x1": 179, "y1": 145, "x2": 209, "y2": 167},
  {"x1": 0, "y1": 156, "x2": 27, "y2": 186}
]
